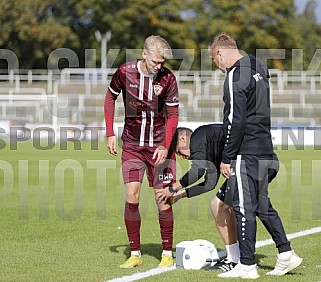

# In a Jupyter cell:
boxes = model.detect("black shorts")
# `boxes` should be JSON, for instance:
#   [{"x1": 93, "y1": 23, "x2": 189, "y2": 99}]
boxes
[
  {"x1": 216, "y1": 178, "x2": 235, "y2": 207},
  {"x1": 215, "y1": 153, "x2": 279, "y2": 207}
]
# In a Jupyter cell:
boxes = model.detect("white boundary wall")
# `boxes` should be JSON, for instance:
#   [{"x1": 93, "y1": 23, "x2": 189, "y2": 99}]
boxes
[
  {"x1": 0, "y1": 120, "x2": 320, "y2": 147},
  {"x1": 115, "y1": 121, "x2": 321, "y2": 147}
]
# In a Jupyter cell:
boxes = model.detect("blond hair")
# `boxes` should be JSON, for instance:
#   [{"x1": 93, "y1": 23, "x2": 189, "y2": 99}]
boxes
[
  {"x1": 208, "y1": 32, "x2": 238, "y2": 51},
  {"x1": 144, "y1": 35, "x2": 173, "y2": 59}
]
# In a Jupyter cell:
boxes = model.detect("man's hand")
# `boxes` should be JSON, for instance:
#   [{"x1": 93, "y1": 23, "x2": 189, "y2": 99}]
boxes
[
  {"x1": 156, "y1": 186, "x2": 174, "y2": 203},
  {"x1": 107, "y1": 136, "x2": 117, "y2": 156},
  {"x1": 153, "y1": 145, "x2": 168, "y2": 166},
  {"x1": 172, "y1": 189, "x2": 186, "y2": 203},
  {"x1": 156, "y1": 181, "x2": 184, "y2": 204},
  {"x1": 220, "y1": 162, "x2": 233, "y2": 179}
]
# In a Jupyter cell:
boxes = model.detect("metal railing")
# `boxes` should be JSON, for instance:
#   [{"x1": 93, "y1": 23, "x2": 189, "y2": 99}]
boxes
[{"x1": 0, "y1": 68, "x2": 320, "y2": 128}]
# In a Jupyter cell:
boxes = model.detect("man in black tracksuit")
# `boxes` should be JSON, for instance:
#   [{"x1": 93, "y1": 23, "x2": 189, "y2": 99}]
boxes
[
  {"x1": 208, "y1": 32, "x2": 302, "y2": 279},
  {"x1": 175, "y1": 124, "x2": 225, "y2": 198},
  {"x1": 158, "y1": 123, "x2": 279, "y2": 272}
]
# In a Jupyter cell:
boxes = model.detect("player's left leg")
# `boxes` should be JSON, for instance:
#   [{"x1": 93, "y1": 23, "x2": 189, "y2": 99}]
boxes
[
  {"x1": 153, "y1": 188, "x2": 174, "y2": 267},
  {"x1": 147, "y1": 153, "x2": 176, "y2": 267}
]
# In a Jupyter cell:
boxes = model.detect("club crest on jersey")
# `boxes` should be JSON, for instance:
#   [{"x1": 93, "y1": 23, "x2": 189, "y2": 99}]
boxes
[{"x1": 153, "y1": 84, "x2": 163, "y2": 96}]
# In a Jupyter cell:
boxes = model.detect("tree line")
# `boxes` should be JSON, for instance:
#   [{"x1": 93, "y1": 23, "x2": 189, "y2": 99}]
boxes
[{"x1": 0, "y1": 0, "x2": 320, "y2": 71}]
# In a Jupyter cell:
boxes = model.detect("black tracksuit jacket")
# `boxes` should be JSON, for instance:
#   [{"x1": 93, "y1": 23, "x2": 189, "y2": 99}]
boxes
[
  {"x1": 221, "y1": 54, "x2": 274, "y2": 164},
  {"x1": 179, "y1": 124, "x2": 225, "y2": 198}
]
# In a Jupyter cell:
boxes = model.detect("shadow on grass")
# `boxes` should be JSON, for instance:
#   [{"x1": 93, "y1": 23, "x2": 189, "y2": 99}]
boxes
[
  {"x1": 110, "y1": 244, "x2": 228, "y2": 261},
  {"x1": 255, "y1": 253, "x2": 269, "y2": 269},
  {"x1": 109, "y1": 243, "x2": 167, "y2": 260}
]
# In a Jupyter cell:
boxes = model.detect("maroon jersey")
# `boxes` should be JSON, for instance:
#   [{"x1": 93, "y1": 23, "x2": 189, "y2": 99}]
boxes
[{"x1": 108, "y1": 60, "x2": 179, "y2": 147}]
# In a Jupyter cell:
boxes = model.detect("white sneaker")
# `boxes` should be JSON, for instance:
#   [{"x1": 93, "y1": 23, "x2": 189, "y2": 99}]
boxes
[
  {"x1": 217, "y1": 263, "x2": 259, "y2": 279},
  {"x1": 267, "y1": 250, "x2": 303, "y2": 276}
]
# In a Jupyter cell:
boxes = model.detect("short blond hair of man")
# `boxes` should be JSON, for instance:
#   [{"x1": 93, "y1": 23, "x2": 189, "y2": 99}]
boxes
[
  {"x1": 144, "y1": 35, "x2": 173, "y2": 59},
  {"x1": 209, "y1": 32, "x2": 238, "y2": 51}
]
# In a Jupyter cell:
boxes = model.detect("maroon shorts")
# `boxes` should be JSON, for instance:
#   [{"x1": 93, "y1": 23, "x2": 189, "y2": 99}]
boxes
[{"x1": 121, "y1": 142, "x2": 176, "y2": 189}]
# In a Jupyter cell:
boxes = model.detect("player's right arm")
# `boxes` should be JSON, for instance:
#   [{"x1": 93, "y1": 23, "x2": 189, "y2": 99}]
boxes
[
  {"x1": 104, "y1": 67, "x2": 123, "y2": 156},
  {"x1": 104, "y1": 90, "x2": 118, "y2": 156},
  {"x1": 107, "y1": 136, "x2": 117, "y2": 156}
]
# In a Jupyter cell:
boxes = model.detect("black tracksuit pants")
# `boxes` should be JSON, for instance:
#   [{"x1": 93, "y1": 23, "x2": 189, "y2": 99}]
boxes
[{"x1": 229, "y1": 154, "x2": 291, "y2": 265}]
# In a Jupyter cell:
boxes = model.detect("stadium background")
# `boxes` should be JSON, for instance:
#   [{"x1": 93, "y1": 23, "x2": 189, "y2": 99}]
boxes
[{"x1": 1, "y1": 1, "x2": 321, "y2": 281}]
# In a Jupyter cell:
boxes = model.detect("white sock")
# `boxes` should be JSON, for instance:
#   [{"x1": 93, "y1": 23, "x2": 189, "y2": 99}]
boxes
[
  {"x1": 131, "y1": 250, "x2": 141, "y2": 257},
  {"x1": 278, "y1": 250, "x2": 292, "y2": 259},
  {"x1": 162, "y1": 250, "x2": 173, "y2": 257},
  {"x1": 225, "y1": 242, "x2": 240, "y2": 263}
]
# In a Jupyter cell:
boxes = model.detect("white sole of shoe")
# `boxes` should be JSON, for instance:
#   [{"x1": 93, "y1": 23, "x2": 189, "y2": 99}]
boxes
[
  {"x1": 217, "y1": 270, "x2": 260, "y2": 279},
  {"x1": 217, "y1": 273, "x2": 259, "y2": 279},
  {"x1": 267, "y1": 257, "x2": 303, "y2": 276},
  {"x1": 242, "y1": 273, "x2": 260, "y2": 279}
]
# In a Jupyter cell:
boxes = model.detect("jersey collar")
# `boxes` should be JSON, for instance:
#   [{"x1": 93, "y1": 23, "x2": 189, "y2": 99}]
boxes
[{"x1": 137, "y1": 60, "x2": 157, "y2": 78}]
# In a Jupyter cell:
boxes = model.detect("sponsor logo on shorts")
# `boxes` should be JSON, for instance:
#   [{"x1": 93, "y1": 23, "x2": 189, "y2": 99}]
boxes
[{"x1": 159, "y1": 172, "x2": 174, "y2": 184}]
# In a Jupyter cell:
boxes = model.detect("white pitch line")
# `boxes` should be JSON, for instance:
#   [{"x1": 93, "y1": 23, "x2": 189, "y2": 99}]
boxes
[
  {"x1": 106, "y1": 265, "x2": 176, "y2": 282},
  {"x1": 255, "y1": 226, "x2": 321, "y2": 248},
  {"x1": 106, "y1": 226, "x2": 321, "y2": 282}
]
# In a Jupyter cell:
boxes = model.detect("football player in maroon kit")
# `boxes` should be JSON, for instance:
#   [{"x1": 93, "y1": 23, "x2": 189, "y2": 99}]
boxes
[{"x1": 104, "y1": 35, "x2": 179, "y2": 268}]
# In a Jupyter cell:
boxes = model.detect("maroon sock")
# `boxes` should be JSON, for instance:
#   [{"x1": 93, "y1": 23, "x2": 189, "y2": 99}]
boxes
[
  {"x1": 159, "y1": 207, "x2": 174, "y2": 251},
  {"x1": 124, "y1": 202, "x2": 141, "y2": 251}
]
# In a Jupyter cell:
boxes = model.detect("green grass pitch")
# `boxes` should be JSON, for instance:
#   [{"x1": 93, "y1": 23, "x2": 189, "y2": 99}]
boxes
[{"x1": 0, "y1": 141, "x2": 321, "y2": 281}]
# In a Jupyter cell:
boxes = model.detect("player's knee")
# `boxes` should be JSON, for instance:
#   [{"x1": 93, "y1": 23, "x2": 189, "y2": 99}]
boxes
[
  {"x1": 126, "y1": 191, "x2": 140, "y2": 202},
  {"x1": 125, "y1": 182, "x2": 141, "y2": 201}
]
